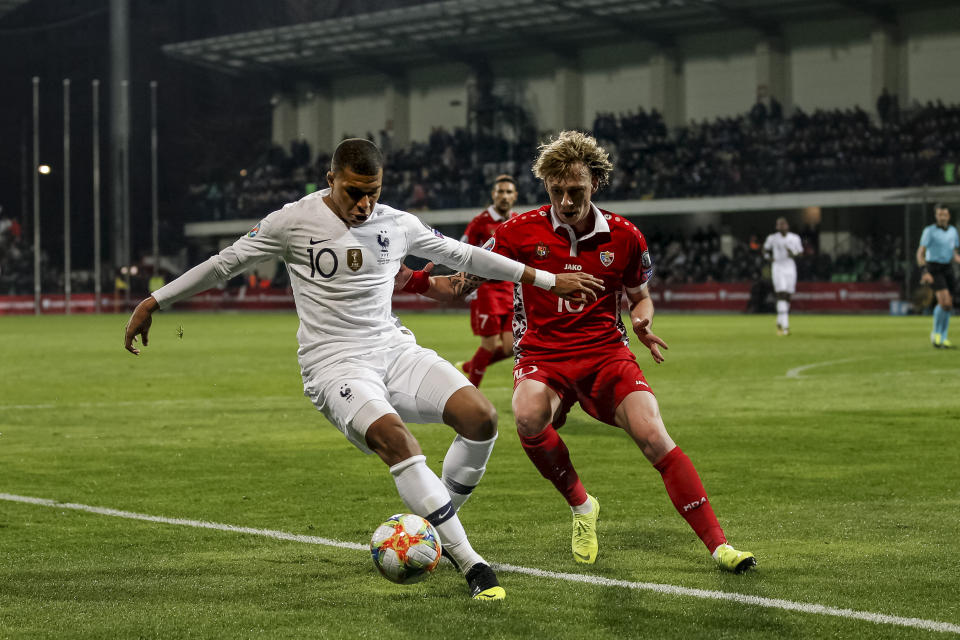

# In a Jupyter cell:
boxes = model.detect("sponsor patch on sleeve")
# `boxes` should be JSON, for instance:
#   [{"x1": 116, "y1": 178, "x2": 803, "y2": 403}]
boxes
[
  {"x1": 247, "y1": 220, "x2": 265, "y2": 238},
  {"x1": 481, "y1": 237, "x2": 495, "y2": 251}
]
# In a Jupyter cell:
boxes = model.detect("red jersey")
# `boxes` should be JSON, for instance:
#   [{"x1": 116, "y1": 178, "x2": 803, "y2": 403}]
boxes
[
  {"x1": 490, "y1": 204, "x2": 653, "y2": 360},
  {"x1": 461, "y1": 205, "x2": 517, "y2": 314}
]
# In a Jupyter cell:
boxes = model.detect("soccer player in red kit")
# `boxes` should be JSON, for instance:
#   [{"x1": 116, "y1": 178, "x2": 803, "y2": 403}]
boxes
[
  {"x1": 404, "y1": 131, "x2": 756, "y2": 573},
  {"x1": 457, "y1": 175, "x2": 520, "y2": 387}
]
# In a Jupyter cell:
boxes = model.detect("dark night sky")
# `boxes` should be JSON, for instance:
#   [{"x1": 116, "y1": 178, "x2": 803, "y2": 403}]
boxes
[{"x1": 0, "y1": 0, "x2": 428, "y2": 267}]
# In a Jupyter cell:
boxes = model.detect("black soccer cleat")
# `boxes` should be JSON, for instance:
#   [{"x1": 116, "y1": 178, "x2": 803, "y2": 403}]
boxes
[{"x1": 464, "y1": 563, "x2": 505, "y2": 600}]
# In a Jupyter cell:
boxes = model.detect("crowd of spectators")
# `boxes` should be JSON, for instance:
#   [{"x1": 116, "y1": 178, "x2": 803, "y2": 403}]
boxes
[
  {"x1": 187, "y1": 139, "x2": 324, "y2": 220},
  {"x1": 597, "y1": 99, "x2": 960, "y2": 199},
  {"x1": 186, "y1": 98, "x2": 960, "y2": 221},
  {"x1": 0, "y1": 208, "x2": 34, "y2": 295},
  {"x1": 6, "y1": 98, "x2": 947, "y2": 298},
  {"x1": 644, "y1": 226, "x2": 906, "y2": 287}
]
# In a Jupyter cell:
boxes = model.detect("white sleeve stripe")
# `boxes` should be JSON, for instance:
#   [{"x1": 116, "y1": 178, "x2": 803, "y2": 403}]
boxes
[{"x1": 625, "y1": 282, "x2": 649, "y2": 295}]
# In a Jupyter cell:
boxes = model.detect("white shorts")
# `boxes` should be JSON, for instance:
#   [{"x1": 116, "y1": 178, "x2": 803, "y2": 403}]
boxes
[
  {"x1": 303, "y1": 342, "x2": 471, "y2": 454},
  {"x1": 772, "y1": 262, "x2": 797, "y2": 294}
]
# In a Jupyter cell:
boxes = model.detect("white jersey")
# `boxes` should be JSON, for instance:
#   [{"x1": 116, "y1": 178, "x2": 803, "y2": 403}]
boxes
[
  {"x1": 152, "y1": 188, "x2": 524, "y2": 380},
  {"x1": 763, "y1": 232, "x2": 803, "y2": 265}
]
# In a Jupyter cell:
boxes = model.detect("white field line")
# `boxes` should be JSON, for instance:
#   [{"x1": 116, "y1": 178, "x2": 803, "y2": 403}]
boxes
[
  {"x1": 2, "y1": 493, "x2": 958, "y2": 635},
  {"x1": 498, "y1": 564, "x2": 960, "y2": 635},
  {"x1": 785, "y1": 358, "x2": 862, "y2": 379},
  {"x1": 0, "y1": 493, "x2": 365, "y2": 551}
]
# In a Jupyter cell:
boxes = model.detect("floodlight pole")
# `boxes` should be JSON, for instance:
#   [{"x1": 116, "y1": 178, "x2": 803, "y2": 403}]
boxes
[
  {"x1": 151, "y1": 80, "x2": 159, "y2": 283},
  {"x1": 32, "y1": 77, "x2": 40, "y2": 315},
  {"x1": 63, "y1": 78, "x2": 72, "y2": 315},
  {"x1": 122, "y1": 78, "x2": 131, "y2": 306},
  {"x1": 93, "y1": 79, "x2": 102, "y2": 313}
]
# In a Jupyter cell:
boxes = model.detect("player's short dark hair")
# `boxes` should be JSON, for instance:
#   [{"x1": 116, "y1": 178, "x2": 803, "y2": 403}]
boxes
[
  {"x1": 492, "y1": 174, "x2": 516, "y2": 188},
  {"x1": 331, "y1": 138, "x2": 383, "y2": 176},
  {"x1": 934, "y1": 202, "x2": 949, "y2": 211}
]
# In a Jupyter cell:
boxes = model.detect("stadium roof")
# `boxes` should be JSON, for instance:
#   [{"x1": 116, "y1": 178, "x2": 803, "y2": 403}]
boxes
[
  {"x1": 161, "y1": 0, "x2": 948, "y2": 79},
  {"x1": 0, "y1": 0, "x2": 31, "y2": 21}
]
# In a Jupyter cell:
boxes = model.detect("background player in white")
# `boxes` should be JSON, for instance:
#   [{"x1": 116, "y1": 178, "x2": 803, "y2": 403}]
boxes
[
  {"x1": 123, "y1": 138, "x2": 603, "y2": 600},
  {"x1": 763, "y1": 217, "x2": 803, "y2": 336}
]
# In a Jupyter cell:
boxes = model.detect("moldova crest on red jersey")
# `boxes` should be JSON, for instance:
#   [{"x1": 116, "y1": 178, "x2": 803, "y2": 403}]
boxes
[{"x1": 599, "y1": 251, "x2": 614, "y2": 267}]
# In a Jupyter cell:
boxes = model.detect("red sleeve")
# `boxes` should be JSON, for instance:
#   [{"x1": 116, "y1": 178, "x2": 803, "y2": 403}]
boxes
[
  {"x1": 623, "y1": 225, "x2": 654, "y2": 290},
  {"x1": 489, "y1": 217, "x2": 518, "y2": 261},
  {"x1": 461, "y1": 218, "x2": 480, "y2": 246}
]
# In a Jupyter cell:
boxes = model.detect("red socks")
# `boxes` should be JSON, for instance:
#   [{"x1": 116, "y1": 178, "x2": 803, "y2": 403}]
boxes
[
  {"x1": 654, "y1": 447, "x2": 726, "y2": 552},
  {"x1": 518, "y1": 424, "x2": 588, "y2": 507},
  {"x1": 465, "y1": 346, "x2": 509, "y2": 387}
]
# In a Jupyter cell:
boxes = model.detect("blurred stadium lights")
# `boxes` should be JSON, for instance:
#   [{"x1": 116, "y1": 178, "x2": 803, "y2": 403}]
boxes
[{"x1": 37, "y1": 164, "x2": 50, "y2": 175}]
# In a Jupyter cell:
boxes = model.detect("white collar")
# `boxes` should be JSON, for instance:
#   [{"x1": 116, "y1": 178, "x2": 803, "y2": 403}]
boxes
[
  {"x1": 548, "y1": 203, "x2": 609, "y2": 257},
  {"x1": 549, "y1": 202, "x2": 609, "y2": 239},
  {"x1": 487, "y1": 205, "x2": 508, "y2": 222}
]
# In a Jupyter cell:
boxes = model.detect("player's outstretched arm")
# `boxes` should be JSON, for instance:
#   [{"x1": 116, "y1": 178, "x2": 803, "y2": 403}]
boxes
[
  {"x1": 124, "y1": 296, "x2": 159, "y2": 355},
  {"x1": 519, "y1": 267, "x2": 604, "y2": 302},
  {"x1": 401, "y1": 266, "x2": 603, "y2": 303},
  {"x1": 628, "y1": 288, "x2": 668, "y2": 364}
]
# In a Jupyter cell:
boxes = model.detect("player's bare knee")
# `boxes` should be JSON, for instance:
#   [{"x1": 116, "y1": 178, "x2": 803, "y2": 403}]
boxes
[
  {"x1": 513, "y1": 405, "x2": 552, "y2": 436},
  {"x1": 443, "y1": 387, "x2": 498, "y2": 440},
  {"x1": 365, "y1": 417, "x2": 422, "y2": 466}
]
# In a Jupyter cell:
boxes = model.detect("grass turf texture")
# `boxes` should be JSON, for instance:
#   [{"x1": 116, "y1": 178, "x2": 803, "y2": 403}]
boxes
[{"x1": 1, "y1": 311, "x2": 958, "y2": 639}]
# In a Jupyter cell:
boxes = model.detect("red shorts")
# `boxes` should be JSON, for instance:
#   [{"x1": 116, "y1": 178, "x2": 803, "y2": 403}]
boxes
[
  {"x1": 470, "y1": 303, "x2": 512, "y2": 337},
  {"x1": 513, "y1": 351, "x2": 653, "y2": 428}
]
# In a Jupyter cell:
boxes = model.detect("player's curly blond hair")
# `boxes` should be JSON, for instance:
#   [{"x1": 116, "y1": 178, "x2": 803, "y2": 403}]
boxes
[{"x1": 532, "y1": 130, "x2": 613, "y2": 188}]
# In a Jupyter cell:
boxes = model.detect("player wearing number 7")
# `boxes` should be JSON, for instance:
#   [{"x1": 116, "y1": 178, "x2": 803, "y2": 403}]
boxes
[
  {"x1": 405, "y1": 131, "x2": 756, "y2": 573},
  {"x1": 123, "y1": 138, "x2": 604, "y2": 600}
]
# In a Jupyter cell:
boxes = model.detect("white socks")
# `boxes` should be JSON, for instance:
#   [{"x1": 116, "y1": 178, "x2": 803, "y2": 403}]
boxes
[
  {"x1": 571, "y1": 496, "x2": 593, "y2": 515},
  {"x1": 390, "y1": 455, "x2": 484, "y2": 572},
  {"x1": 776, "y1": 299, "x2": 789, "y2": 329},
  {"x1": 441, "y1": 433, "x2": 497, "y2": 511}
]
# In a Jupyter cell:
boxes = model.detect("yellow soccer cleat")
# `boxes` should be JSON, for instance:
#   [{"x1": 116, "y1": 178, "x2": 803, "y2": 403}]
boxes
[
  {"x1": 465, "y1": 563, "x2": 505, "y2": 601},
  {"x1": 932, "y1": 333, "x2": 943, "y2": 348},
  {"x1": 572, "y1": 495, "x2": 600, "y2": 564},
  {"x1": 713, "y1": 543, "x2": 757, "y2": 573},
  {"x1": 941, "y1": 339, "x2": 956, "y2": 349}
]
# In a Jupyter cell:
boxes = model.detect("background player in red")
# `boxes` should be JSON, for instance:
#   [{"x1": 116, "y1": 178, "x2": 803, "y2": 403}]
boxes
[
  {"x1": 409, "y1": 131, "x2": 756, "y2": 573},
  {"x1": 457, "y1": 175, "x2": 520, "y2": 386}
]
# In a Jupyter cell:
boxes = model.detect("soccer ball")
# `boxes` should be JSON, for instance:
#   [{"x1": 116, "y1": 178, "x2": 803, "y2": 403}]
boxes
[{"x1": 370, "y1": 513, "x2": 442, "y2": 584}]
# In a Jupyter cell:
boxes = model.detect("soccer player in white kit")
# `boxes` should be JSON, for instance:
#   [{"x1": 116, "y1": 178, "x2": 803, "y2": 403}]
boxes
[
  {"x1": 123, "y1": 139, "x2": 603, "y2": 600},
  {"x1": 762, "y1": 217, "x2": 803, "y2": 335}
]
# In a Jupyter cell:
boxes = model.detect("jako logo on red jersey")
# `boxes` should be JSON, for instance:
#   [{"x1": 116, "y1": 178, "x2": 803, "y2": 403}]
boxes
[{"x1": 564, "y1": 264, "x2": 582, "y2": 271}]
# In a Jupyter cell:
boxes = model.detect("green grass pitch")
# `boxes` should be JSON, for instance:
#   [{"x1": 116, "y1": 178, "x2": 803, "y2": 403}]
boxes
[{"x1": 1, "y1": 311, "x2": 958, "y2": 638}]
